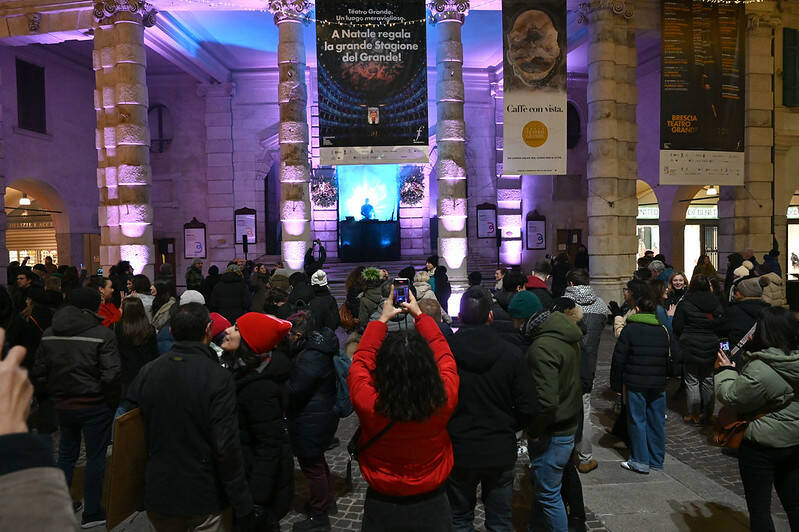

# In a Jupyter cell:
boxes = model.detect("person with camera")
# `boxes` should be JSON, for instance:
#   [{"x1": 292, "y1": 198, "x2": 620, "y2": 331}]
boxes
[
  {"x1": 348, "y1": 288, "x2": 459, "y2": 531},
  {"x1": 715, "y1": 307, "x2": 799, "y2": 531},
  {"x1": 304, "y1": 239, "x2": 327, "y2": 279}
]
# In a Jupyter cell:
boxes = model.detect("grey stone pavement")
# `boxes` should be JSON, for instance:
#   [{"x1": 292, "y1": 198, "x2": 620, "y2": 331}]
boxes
[{"x1": 99, "y1": 326, "x2": 790, "y2": 531}]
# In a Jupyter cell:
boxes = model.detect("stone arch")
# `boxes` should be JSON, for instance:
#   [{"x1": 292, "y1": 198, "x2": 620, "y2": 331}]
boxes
[{"x1": 7, "y1": 178, "x2": 73, "y2": 263}]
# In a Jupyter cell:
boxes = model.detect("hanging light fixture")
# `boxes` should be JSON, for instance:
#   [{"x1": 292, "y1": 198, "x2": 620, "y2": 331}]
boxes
[
  {"x1": 18, "y1": 193, "x2": 31, "y2": 206},
  {"x1": 706, "y1": 185, "x2": 717, "y2": 196}
]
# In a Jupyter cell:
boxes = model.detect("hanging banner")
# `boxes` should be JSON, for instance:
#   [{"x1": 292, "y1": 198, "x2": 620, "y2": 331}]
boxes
[
  {"x1": 660, "y1": 0, "x2": 745, "y2": 186},
  {"x1": 502, "y1": 0, "x2": 567, "y2": 175},
  {"x1": 316, "y1": 1, "x2": 428, "y2": 166}
]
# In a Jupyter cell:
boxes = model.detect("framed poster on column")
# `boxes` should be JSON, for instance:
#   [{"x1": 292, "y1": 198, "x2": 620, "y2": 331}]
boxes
[
  {"x1": 183, "y1": 218, "x2": 206, "y2": 259},
  {"x1": 502, "y1": 0, "x2": 567, "y2": 175},
  {"x1": 315, "y1": 0, "x2": 429, "y2": 165},
  {"x1": 476, "y1": 204, "x2": 498, "y2": 239},
  {"x1": 659, "y1": 0, "x2": 745, "y2": 186}
]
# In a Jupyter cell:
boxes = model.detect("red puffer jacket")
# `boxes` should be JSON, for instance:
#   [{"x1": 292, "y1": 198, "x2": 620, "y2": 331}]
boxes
[{"x1": 348, "y1": 314, "x2": 459, "y2": 497}]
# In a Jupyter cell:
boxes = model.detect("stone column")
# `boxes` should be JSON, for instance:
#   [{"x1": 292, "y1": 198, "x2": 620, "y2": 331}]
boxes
[
  {"x1": 718, "y1": 14, "x2": 776, "y2": 277},
  {"x1": 585, "y1": 0, "x2": 639, "y2": 304},
  {"x1": 93, "y1": 3, "x2": 157, "y2": 277},
  {"x1": 269, "y1": 0, "x2": 312, "y2": 270},
  {"x1": 429, "y1": 0, "x2": 469, "y2": 284}
]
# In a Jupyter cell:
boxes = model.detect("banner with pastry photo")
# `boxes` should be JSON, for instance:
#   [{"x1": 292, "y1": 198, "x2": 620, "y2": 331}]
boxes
[{"x1": 502, "y1": 0, "x2": 567, "y2": 175}]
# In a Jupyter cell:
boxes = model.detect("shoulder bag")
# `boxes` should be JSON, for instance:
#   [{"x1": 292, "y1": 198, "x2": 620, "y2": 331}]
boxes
[{"x1": 345, "y1": 420, "x2": 395, "y2": 489}]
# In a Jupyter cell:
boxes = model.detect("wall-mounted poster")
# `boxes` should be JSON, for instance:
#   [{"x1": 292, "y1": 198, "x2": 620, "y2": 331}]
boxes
[
  {"x1": 477, "y1": 204, "x2": 498, "y2": 239},
  {"x1": 502, "y1": 0, "x2": 567, "y2": 175},
  {"x1": 234, "y1": 208, "x2": 257, "y2": 245},
  {"x1": 659, "y1": 0, "x2": 745, "y2": 186},
  {"x1": 316, "y1": 0, "x2": 429, "y2": 165},
  {"x1": 183, "y1": 218, "x2": 206, "y2": 259},
  {"x1": 526, "y1": 219, "x2": 546, "y2": 250}
]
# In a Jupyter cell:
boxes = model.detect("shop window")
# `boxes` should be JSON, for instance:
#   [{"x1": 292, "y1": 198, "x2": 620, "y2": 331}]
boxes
[{"x1": 16, "y1": 59, "x2": 46, "y2": 133}]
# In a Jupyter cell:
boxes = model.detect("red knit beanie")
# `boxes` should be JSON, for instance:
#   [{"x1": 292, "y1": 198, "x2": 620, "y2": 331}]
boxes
[
  {"x1": 209, "y1": 313, "x2": 231, "y2": 341},
  {"x1": 236, "y1": 312, "x2": 292, "y2": 355}
]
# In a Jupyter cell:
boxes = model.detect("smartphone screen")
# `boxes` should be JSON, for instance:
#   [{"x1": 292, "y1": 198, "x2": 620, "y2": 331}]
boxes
[
  {"x1": 719, "y1": 339, "x2": 730, "y2": 354},
  {"x1": 393, "y1": 278, "x2": 410, "y2": 308}
]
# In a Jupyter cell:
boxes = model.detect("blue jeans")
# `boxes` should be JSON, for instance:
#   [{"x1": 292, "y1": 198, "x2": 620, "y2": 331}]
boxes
[
  {"x1": 528, "y1": 435, "x2": 575, "y2": 532},
  {"x1": 446, "y1": 466, "x2": 513, "y2": 532},
  {"x1": 626, "y1": 389, "x2": 666, "y2": 473},
  {"x1": 57, "y1": 403, "x2": 113, "y2": 516}
]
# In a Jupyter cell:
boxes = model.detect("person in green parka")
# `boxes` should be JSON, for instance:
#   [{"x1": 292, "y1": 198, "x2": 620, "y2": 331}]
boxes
[{"x1": 715, "y1": 306, "x2": 799, "y2": 532}]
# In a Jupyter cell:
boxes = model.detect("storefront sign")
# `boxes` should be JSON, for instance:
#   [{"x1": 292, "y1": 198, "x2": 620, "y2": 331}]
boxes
[
  {"x1": 315, "y1": 1, "x2": 428, "y2": 165},
  {"x1": 788, "y1": 206, "x2": 799, "y2": 219},
  {"x1": 638, "y1": 206, "x2": 659, "y2": 219},
  {"x1": 659, "y1": 0, "x2": 745, "y2": 186},
  {"x1": 502, "y1": 0, "x2": 567, "y2": 175},
  {"x1": 686, "y1": 205, "x2": 718, "y2": 219}
]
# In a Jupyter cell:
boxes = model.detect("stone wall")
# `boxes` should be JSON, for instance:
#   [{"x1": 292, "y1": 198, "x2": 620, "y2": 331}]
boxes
[{"x1": 0, "y1": 43, "x2": 98, "y2": 268}]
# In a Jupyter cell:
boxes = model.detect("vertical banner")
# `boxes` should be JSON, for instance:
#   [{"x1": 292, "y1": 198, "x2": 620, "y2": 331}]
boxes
[
  {"x1": 316, "y1": 1, "x2": 429, "y2": 165},
  {"x1": 660, "y1": 0, "x2": 745, "y2": 186},
  {"x1": 502, "y1": 0, "x2": 567, "y2": 175}
]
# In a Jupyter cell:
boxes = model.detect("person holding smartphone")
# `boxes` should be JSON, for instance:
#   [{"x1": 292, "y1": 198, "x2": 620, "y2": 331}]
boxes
[{"x1": 715, "y1": 307, "x2": 799, "y2": 531}]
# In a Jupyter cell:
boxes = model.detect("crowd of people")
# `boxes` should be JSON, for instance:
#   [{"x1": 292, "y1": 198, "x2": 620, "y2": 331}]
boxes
[{"x1": 0, "y1": 244, "x2": 797, "y2": 532}]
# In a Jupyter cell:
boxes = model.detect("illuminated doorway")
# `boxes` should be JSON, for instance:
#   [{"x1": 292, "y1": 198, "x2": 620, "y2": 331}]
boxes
[
  {"x1": 4, "y1": 187, "x2": 58, "y2": 264},
  {"x1": 685, "y1": 187, "x2": 719, "y2": 279},
  {"x1": 636, "y1": 180, "x2": 659, "y2": 259}
]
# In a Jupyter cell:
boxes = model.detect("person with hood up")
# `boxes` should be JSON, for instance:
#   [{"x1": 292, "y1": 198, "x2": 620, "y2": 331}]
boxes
[
  {"x1": 285, "y1": 312, "x2": 340, "y2": 532},
  {"x1": 762, "y1": 249, "x2": 782, "y2": 277},
  {"x1": 185, "y1": 259, "x2": 204, "y2": 292},
  {"x1": 308, "y1": 270, "x2": 340, "y2": 332},
  {"x1": 210, "y1": 263, "x2": 251, "y2": 324},
  {"x1": 221, "y1": 313, "x2": 295, "y2": 532},
  {"x1": 526, "y1": 260, "x2": 554, "y2": 309},
  {"x1": 413, "y1": 271, "x2": 452, "y2": 323},
  {"x1": 287, "y1": 272, "x2": 315, "y2": 311},
  {"x1": 724, "y1": 253, "x2": 745, "y2": 301},
  {"x1": 715, "y1": 307, "x2": 799, "y2": 531},
  {"x1": 446, "y1": 287, "x2": 537, "y2": 531},
  {"x1": 358, "y1": 267, "x2": 384, "y2": 327},
  {"x1": 610, "y1": 295, "x2": 672, "y2": 475},
  {"x1": 563, "y1": 268, "x2": 609, "y2": 474},
  {"x1": 521, "y1": 307, "x2": 583, "y2": 532},
  {"x1": 673, "y1": 274, "x2": 724, "y2": 425},
  {"x1": 201, "y1": 265, "x2": 221, "y2": 302},
  {"x1": 718, "y1": 277, "x2": 771, "y2": 365},
  {"x1": 32, "y1": 287, "x2": 120, "y2": 529}
]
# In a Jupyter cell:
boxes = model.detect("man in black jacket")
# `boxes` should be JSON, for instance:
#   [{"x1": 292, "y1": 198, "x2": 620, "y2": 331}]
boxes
[
  {"x1": 125, "y1": 303, "x2": 254, "y2": 531},
  {"x1": 446, "y1": 287, "x2": 537, "y2": 531},
  {"x1": 32, "y1": 287, "x2": 120, "y2": 529}
]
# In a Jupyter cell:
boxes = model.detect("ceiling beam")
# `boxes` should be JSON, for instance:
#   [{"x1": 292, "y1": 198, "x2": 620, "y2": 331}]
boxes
[{"x1": 145, "y1": 11, "x2": 230, "y2": 83}]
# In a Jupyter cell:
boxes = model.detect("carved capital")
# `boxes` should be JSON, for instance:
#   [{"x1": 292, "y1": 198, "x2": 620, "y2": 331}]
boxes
[
  {"x1": 427, "y1": 0, "x2": 470, "y2": 24},
  {"x1": 27, "y1": 13, "x2": 42, "y2": 33},
  {"x1": 577, "y1": 0, "x2": 634, "y2": 25},
  {"x1": 747, "y1": 14, "x2": 782, "y2": 32},
  {"x1": 268, "y1": 0, "x2": 312, "y2": 25},
  {"x1": 94, "y1": 0, "x2": 157, "y2": 27}
]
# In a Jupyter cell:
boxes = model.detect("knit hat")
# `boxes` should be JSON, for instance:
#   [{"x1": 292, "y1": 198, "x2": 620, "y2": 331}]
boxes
[
  {"x1": 192, "y1": 258, "x2": 203, "y2": 266},
  {"x1": 733, "y1": 265, "x2": 750, "y2": 280},
  {"x1": 311, "y1": 270, "x2": 328, "y2": 287},
  {"x1": 226, "y1": 263, "x2": 242, "y2": 275},
  {"x1": 180, "y1": 290, "x2": 206, "y2": 306},
  {"x1": 210, "y1": 312, "x2": 231, "y2": 343},
  {"x1": 67, "y1": 287, "x2": 102, "y2": 312},
  {"x1": 735, "y1": 276, "x2": 770, "y2": 298},
  {"x1": 507, "y1": 291, "x2": 543, "y2": 319},
  {"x1": 236, "y1": 312, "x2": 292, "y2": 355}
]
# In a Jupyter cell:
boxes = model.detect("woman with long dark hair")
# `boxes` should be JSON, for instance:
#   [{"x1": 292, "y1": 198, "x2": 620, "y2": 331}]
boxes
[
  {"x1": 221, "y1": 312, "x2": 295, "y2": 532},
  {"x1": 715, "y1": 307, "x2": 799, "y2": 531},
  {"x1": 349, "y1": 289, "x2": 458, "y2": 531},
  {"x1": 673, "y1": 274, "x2": 723, "y2": 425},
  {"x1": 285, "y1": 311, "x2": 340, "y2": 531},
  {"x1": 150, "y1": 279, "x2": 177, "y2": 332},
  {"x1": 114, "y1": 297, "x2": 158, "y2": 399}
]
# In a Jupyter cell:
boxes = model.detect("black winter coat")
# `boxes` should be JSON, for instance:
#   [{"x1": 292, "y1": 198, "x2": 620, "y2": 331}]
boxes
[
  {"x1": 287, "y1": 328, "x2": 340, "y2": 458},
  {"x1": 113, "y1": 324, "x2": 158, "y2": 387},
  {"x1": 610, "y1": 315, "x2": 672, "y2": 393},
  {"x1": 718, "y1": 299, "x2": 770, "y2": 362},
  {"x1": 32, "y1": 306, "x2": 120, "y2": 405},
  {"x1": 673, "y1": 291, "x2": 724, "y2": 365},
  {"x1": 447, "y1": 325, "x2": 538, "y2": 470},
  {"x1": 234, "y1": 352, "x2": 294, "y2": 519},
  {"x1": 308, "y1": 285, "x2": 340, "y2": 331},
  {"x1": 125, "y1": 342, "x2": 253, "y2": 519},
  {"x1": 287, "y1": 281, "x2": 315, "y2": 309},
  {"x1": 210, "y1": 272, "x2": 251, "y2": 324}
]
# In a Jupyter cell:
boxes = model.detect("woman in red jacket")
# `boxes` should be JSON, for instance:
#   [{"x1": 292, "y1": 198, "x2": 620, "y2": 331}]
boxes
[{"x1": 348, "y1": 289, "x2": 459, "y2": 532}]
